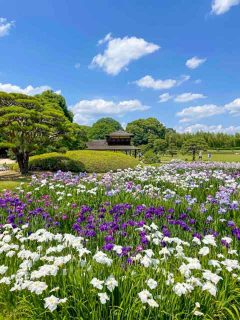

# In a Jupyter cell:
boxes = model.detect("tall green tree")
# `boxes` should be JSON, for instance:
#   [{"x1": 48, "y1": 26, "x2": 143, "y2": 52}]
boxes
[
  {"x1": 153, "y1": 139, "x2": 168, "y2": 154},
  {"x1": 182, "y1": 137, "x2": 208, "y2": 161},
  {"x1": 0, "y1": 92, "x2": 71, "y2": 174},
  {"x1": 89, "y1": 118, "x2": 123, "y2": 140},
  {"x1": 62, "y1": 123, "x2": 88, "y2": 150},
  {"x1": 167, "y1": 142, "x2": 178, "y2": 157},
  {"x1": 36, "y1": 90, "x2": 73, "y2": 122},
  {"x1": 126, "y1": 118, "x2": 166, "y2": 146}
]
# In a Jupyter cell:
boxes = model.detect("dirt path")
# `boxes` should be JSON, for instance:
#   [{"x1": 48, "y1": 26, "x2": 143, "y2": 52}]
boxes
[
  {"x1": 0, "y1": 159, "x2": 19, "y2": 180},
  {"x1": 0, "y1": 171, "x2": 21, "y2": 180},
  {"x1": 0, "y1": 158, "x2": 15, "y2": 165}
]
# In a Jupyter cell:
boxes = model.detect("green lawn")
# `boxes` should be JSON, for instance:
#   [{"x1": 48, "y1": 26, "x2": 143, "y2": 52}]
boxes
[
  {"x1": 0, "y1": 176, "x2": 31, "y2": 191},
  {"x1": 161, "y1": 150, "x2": 240, "y2": 162},
  {"x1": 0, "y1": 181, "x2": 21, "y2": 191}
]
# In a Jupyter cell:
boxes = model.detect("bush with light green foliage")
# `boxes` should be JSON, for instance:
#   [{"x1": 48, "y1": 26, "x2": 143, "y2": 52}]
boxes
[{"x1": 142, "y1": 150, "x2": 160, "y2": 164}]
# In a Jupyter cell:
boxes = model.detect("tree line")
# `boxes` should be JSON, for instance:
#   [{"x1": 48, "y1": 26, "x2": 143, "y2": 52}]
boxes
[
  {"x1": 83, "y1": 117, "x2": 240, "y2": 149},
  {"x1": 0, "y1": 90, "x2": 240, "y2": 173},
  {"x1": 84, "y1": 116, "x2": 240, "y2": 152}
]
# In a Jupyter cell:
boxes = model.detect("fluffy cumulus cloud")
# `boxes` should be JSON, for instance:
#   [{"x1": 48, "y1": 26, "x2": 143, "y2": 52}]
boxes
[
  {"x1": 186, "y1": 57, "x2": 206, "y2": 69},
  {"x1": 0, "y1": 17, "x2": 14, "y2": 37},
  {"x1": 158, "y1": 92, "x2": 206, "y2": 103},
  {"x1": 176, "y1": 104, "x2": 225, "y2": 123},
  {"x1": 224, "y1": 98, "x2": 240, "y2": 114},
  {"x1": 176, "y1": 97, "x2": 240, "y2": 123},
  {"x1": 177, "y1": 123, "x2": 240, "y2": 134},
  {"x1": 71, "y1": 98, "x2": 150, "y2": 124},
  {"x1": 90, "y1": 34, "x2": 160, "y2": 75},
  {"x1": 159, "y1": 93, "x2": 173, "y2": 103},
  {"x1": 174, "y1": 92, "x2": 207, "y2": 103},
  {"x1": 135, "y1": 75, "x2": 190, "y2": 90},
  {"x1": 212, "y1": 0, "x2": 240, "y2": 15},
  {"x1": 0, "y1": 82, "x2": 60, "y2": 95}
]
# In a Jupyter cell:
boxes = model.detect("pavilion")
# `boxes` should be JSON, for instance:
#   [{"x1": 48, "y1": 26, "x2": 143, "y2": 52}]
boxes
[{"x1": 86, "y1": 130, "x2": 140, "y2": 158}]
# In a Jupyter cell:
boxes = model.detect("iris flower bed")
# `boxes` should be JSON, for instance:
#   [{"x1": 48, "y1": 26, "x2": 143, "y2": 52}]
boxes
[{"x1": 0, "y1": 161, "x2": 240, "y2": 319}]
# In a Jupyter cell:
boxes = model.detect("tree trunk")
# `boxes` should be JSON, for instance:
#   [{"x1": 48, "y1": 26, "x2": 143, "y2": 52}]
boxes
[
  {"x1": 16, "y1": 152, "x2": 29, "y2": 175},
  {"x1": 192, "y1": 150, "x2": 196, "y2": 161}
]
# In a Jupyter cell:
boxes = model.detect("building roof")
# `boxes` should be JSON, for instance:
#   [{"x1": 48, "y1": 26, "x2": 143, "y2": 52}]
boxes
[
  {"x1": 87, "y1": 140, "x2": 140, "y2": 150},
  {"x1": 106, "y1": 130, "x2": 133, "y2": 137}
]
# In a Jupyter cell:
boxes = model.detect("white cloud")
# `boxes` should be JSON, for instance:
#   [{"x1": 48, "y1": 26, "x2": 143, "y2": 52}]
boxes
[
  {"x1": 0, "y1": 17, "x2": 14, "y2": 37},
  {"x1": 74, "y1": 63, "x2": 81, "y2": 69},
  {"x1": 0, "y1": 82, "x2": 60, "y2": 95},
  {"x1": 159, "y1": 93, "x2": 173, "y2": 103},
  {"x1": 177, "y1": 123, "x2": 240, "y2": 134},
  {"x1": 98, "y1": 33, "x2": 113, "y2": 45},
  {"x1": 158, "y1": 92, "x2": 206, "y2": 103},
  {"x1": 212, "y1": 0, "x2": 240, "y2": 15},
  {"x1": 90, "y1": 35, "x2": 160, "y2": 75},
  {"x1": 71, "y1": 98, "x2": 150, "y2": 124},
  {"x1": 176, "y1": 104, "x2": 225, "y2": 123},
  {"x1": 224, "y1": 98, "x2": 240, "y2": 115},
  {"x1": 135, "y1": 75, "x2": 190, "y2": 90},
  {"x1": 178, "y1": 75, "x2": 191, "y2": 85},
  {"x1": 136, "y1": 75, "x2": 176, "y2": 90},
  {"x1": 186, "y1": 56, "x2": 206, "y2": 69},
  {"x1": 176, "y1": 97, "x2": 240, "y2": 124},
  {"x1": 174, "y1": 92, "x2": 207, "y2": 103}
]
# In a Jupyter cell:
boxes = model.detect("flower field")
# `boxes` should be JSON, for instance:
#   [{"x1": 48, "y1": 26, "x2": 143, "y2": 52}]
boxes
[{"x1": 0, "y1": 161, "x2": 240, "y2": 319}]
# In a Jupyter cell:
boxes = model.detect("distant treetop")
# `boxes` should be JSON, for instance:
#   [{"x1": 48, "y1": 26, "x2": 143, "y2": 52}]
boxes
[{"x1": 89, "y1": 117, "x2": 123, "y2": 140}]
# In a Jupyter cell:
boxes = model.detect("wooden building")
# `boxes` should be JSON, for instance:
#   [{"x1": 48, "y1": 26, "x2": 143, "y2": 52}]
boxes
[{"x1": 87, "y1": 130, "x2": 140, "y2": 158}]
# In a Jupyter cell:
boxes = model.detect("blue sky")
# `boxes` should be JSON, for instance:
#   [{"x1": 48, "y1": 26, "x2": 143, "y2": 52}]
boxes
[{"x1": 1, "y1": 0, "x2": 240, "y2": 133}]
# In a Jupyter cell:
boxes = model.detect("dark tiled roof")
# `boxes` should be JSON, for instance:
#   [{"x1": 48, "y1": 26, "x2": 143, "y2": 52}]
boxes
[
  {"x1": 87, "y1": 140, "x2": 107, "y2": 147},
  {"x1": 107, "y1": 130, "x2": 133, "y2": 137},
  {"x1": 87, "y1": 140, "x2": 140, "y2": 150}
]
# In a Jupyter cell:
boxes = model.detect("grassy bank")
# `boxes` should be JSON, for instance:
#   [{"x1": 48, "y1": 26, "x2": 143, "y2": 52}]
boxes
[{"x1": 26, "y1": 150, "x2": 139, "y2": 173}]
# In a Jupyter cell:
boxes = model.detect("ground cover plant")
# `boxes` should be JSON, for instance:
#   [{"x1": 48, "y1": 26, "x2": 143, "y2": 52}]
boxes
[{"x1": 0, "y1": 161, "x2": 240, "y2": 319}]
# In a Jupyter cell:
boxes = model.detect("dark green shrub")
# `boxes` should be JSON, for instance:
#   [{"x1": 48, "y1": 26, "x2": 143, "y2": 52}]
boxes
[
  {"x1": 57, "y1": 147, "x2": 68, "y2": 154},
  {"x1": 29, "y1": 155, "x2": 85, "y2": 172}
]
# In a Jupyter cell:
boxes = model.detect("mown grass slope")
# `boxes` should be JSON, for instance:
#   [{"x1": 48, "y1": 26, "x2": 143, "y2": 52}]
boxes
[{"x1": 28, "y1": 150, "x2": 139, "y2": 173}]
